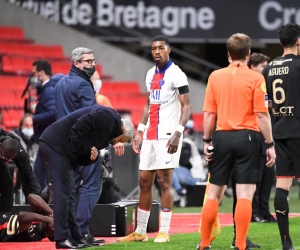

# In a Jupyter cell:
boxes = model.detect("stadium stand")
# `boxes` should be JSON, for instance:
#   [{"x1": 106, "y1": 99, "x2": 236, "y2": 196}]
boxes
[{"x1": 0, "y1": 25, "x2": 204, "y2": 132}]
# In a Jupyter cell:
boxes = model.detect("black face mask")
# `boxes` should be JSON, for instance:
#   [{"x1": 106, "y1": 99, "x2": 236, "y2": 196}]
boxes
[{"x1": 82, "y1": 66, "x2": 96, "y2": 78}]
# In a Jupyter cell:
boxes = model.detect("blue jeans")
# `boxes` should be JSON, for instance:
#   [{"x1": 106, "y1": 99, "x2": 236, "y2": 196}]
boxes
[
  {"x1": 74, "y1": 156, "x2": 102, "y2": 235},
  {"x1": 172, "y1": 166, "x2": 199, "y2": 191},
  {"x1": 34, "y1": 150, "x2": 49, "y2": 191}
]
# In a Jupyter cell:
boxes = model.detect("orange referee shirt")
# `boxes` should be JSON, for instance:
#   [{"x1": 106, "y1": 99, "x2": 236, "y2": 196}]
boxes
[{"x1": 203, "y1": 64, "x2": 268, "y2": 131}]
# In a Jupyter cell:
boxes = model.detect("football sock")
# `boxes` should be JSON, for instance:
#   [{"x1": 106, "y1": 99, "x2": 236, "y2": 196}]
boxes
[
  {"x1": 200, "y1": 199, "x2": 218, "y2": 248},
  {"x1": 235, "y1": 199, "x2": 251, "y2": 250},
  {"x1": 135, "y1": 206, "x2": 150, "y2": 235},
  {"x1": 274, "y1": 188, "x2": 291, "y2": 245},
  {"x1": 159, "y1": 208, "x2": 172, "y2": 234}
]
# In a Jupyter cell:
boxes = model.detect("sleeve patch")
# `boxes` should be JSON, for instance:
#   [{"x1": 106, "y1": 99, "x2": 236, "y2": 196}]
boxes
[
  {"x1": 261, "y1": 82, "x2": 267, "y2": 93},
  {"x1": 265, "y1": 94, "x2": 268, "y2": 108}
]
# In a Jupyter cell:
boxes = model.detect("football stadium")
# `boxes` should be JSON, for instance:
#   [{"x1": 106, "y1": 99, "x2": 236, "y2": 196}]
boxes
[{"x1": 0, "y1": 1, "x2": 300, "y2": 250}]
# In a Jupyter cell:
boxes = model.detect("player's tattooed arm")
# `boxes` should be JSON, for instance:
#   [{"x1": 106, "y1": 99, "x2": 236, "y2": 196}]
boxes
[
  {"x1": 178, "y1": 93, "x2": 192, "y2": 127},
  {"x1": 167, "y1": 93, "x2": 191, "y2": 154},
  {"x1": 140, "y1": 93, "x2": 150, "y2": 125}
]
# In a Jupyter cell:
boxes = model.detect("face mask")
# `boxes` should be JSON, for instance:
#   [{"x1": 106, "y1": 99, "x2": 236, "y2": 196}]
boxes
[
  {"x1": 93, "y1": 80, "x2": 102, "y2": 94},
  {"x1": 21, "y1": 128, "x2": 34, "y2": 138},
  {"x1": 30, "y1": 76, "x2": 41, "y2": 88},
  {"x1": 82, "y1": 66, "x2": 96, "y2": 78},
  {"x1": 185, "y1": 120, "x2": 194, "y2": 129}
]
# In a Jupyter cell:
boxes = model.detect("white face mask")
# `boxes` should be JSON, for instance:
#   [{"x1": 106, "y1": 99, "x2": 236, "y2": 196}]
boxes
[
  {"x1": 30, "y1": 76, "x2": 41, "y2": 88},
  {"x1": 93, "y1": 80, "x2": 102, "y2": 94},
  {"x1": 21, "y1": 128, "x2": 34, "y2": 138}
]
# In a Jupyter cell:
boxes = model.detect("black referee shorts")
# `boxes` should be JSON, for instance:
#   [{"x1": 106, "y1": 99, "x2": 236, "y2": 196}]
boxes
[
  {"x1": 209, "y1": 130, "x2": 261, "y2": 185},
  {"x1": 275, "y1": 139, "x2": 300, "y2": 179}
]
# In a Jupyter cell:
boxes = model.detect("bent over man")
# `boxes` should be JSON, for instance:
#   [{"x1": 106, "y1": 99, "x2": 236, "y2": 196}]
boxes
[{"x1": 39, "y1": 105, "x2": 133, "y2": 249}]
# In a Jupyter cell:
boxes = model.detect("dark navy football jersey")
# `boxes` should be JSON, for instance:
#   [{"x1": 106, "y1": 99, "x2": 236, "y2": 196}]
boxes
[
  {"x1": 0, "y1": 212, "x2": 45, "y2": 242},
  {"x1": 262, "y1": 54, "x2": 300, "y2": 139}
]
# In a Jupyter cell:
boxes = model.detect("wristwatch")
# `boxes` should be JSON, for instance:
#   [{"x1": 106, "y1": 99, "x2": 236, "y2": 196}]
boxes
[
  {"x1": 266, "y1": 141, "x2": 275, "y2": 148},
  {"x1": 203, "y1": 137, "x2": 212, "y2": 143}
]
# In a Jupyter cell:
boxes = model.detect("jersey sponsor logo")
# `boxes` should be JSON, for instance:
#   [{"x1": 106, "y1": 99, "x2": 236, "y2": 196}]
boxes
[
  {"x1": 151, "y1": 89, "x2": 161, "y2": 101},
  {"x1": 261, "y1": 82, "x2": 267, "y2": 93},
  {"x1": 272, "y1": 106, "x2": 294, "y2": 116},
  {"x1": 271, "y1": 58, "x2": 292, "y2": 66}
]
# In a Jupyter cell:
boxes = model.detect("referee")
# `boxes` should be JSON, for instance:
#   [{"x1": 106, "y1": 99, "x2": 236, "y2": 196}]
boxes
[{"x1": 199, "y1": 33, "x2": 276, "y2": 250}]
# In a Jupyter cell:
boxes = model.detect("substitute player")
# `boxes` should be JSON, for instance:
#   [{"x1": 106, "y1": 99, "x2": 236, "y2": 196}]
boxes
[
  {"x1": 199, "y1": 33, "x2": 276, "y2": 250},
  {"x1": 117, "y1": 35, "x2": 191, "y2": 243},
  {"x1": 263, "y1": 23, "x2": 300, "y2": 250}
]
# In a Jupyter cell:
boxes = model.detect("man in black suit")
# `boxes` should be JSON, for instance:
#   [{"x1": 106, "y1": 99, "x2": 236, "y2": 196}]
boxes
[{"x1": 38, "y1": 105, "x2": 134, "y2": 249}]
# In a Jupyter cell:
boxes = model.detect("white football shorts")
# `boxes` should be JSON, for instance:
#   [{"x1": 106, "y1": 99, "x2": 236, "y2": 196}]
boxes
[{"x1": 139, "y1": 139, "x2": 182, "y2": 170}]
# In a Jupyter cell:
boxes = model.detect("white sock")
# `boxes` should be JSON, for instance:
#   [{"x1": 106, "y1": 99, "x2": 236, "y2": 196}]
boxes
[
  {"x1": 159, "y1": 209, "x2": 172, "y2": 234},
  {"x1": 135, "y1": 207, "x2": 150, "y2": 235}
]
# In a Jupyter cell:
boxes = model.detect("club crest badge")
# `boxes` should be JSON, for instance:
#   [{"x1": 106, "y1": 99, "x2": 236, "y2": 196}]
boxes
[{"x1": 159, "y1": 79, "x2": 165, "y2": 86}]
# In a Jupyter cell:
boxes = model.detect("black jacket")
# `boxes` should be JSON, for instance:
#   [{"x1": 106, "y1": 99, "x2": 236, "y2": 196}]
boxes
[
  {"x1": 40, "y1": 105, "x2": 123, "y2": 166},
  {"x1": 0, "y1": 129, "x2": 41, "y2": 196}
]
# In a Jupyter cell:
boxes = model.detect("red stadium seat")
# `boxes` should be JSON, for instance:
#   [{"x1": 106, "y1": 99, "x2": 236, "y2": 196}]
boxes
[
  {"x1": 193, "y1": 113, "x2": 204, "y2": 132},
  {"x1": 2, "y1": 109, "x2": 24, "y2": 129},
  {"x1": 0, "y1": 25, "x2": 150, "y2": 128},
  {"x1": 51, "y1": 62, "x2": 71, "y2": 74},
  {"x1": 101, "y1": 81, "x2": 141, "y2": 95},
  {"x1": 0, "y1": 42, "x2": 65, "y2": 59},
  {"x1": 0, "y1": 26, "x2": 24, "y2": 39}
]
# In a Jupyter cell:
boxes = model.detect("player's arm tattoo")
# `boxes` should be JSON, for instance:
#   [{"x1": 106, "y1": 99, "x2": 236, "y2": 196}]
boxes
[
  {"x1": 178, "y1": 93, "x2": 192, "y2": 127},
  {"x1": 140, "y1": 93, "x2": 150, "y2": 125}
]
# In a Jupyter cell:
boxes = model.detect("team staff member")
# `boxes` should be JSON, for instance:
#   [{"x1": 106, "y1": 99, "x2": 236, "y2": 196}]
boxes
[
  {"x1": 0, "y1": 129, "x2": 40, "y2": 212},
  {"x1": 199, "y1": 33, "x2": 276, "y2": 250},
  {"x1": 263, "y1": 23, "x2": 300, "y2": 250},
  {"x1": 247, "y1": 53, "x2": 276, "y2": 223},
  {"x1": 38, "y1": 105, "x2": 134, "y2": 249},
  {"x1": 55, "y1": 47, "x2": 123, "y2": 246},
  {"x1": 31, "y1": 60, "x2": 64, "y2": 191}
]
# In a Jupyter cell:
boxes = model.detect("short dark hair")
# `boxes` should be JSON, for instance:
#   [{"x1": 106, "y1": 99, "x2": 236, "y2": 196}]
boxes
[
  {"x1": 19, "y1": 113, "x2": 33, "y2": 128},
  {"x1": 278, "y1": 23, "x2": 300, "y2": 48},
  {"x1": 226, "y1": 33, "x2": 251, "y2": 60},
  {"x1": 151, "y1": 35, "x2": 170, "y2": 46},
  {"x1": 33, "y1": 60, "x2": 52, "y2": 76},
  {"x1": 247, "y1": 53, "x2": 270, "y2": 68},
  {"x1": 2, "y1": 138, "x2": 20, "y2": 158}
]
